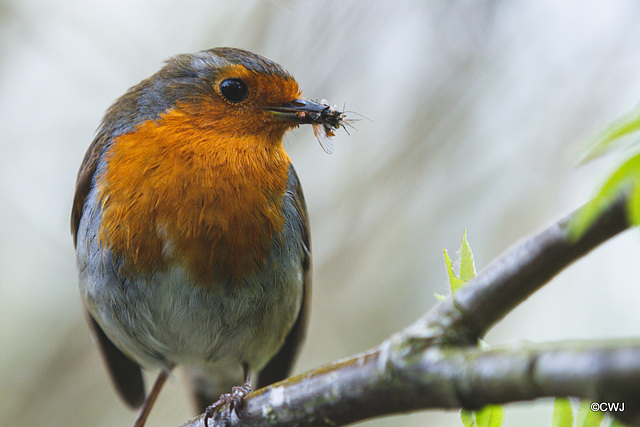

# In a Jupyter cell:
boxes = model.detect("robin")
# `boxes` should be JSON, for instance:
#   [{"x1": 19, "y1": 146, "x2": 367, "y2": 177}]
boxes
[{"x1": 71, "y1": 47, "x2": 346, "y2": 426}]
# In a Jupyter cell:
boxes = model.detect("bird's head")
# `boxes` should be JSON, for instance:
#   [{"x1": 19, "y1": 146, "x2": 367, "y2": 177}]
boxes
[{"x1": 102, "y1": 47, "x2": 344, "y2": 148}]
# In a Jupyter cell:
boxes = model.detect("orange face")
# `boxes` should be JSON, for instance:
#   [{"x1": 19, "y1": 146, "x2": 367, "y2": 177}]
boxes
[
  {"x1": 179, "y1": 64, "x2": 303, "y2": 138},
  {"x1": 95, "y1": 61, "x2": 306, "y2": 288}
]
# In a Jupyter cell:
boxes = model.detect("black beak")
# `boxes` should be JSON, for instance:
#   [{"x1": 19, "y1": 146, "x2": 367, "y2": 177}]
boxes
[{"x1": 267, "y1": 98, "x2": 331, "y2": 125}]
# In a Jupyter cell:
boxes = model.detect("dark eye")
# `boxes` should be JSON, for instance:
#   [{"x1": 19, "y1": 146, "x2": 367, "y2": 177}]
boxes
[{"x1": 219, "y1": 78, "x2": 248, "y2": 103}]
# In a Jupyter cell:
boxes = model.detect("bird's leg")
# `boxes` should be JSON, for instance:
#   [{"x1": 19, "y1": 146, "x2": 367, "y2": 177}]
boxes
[
  {"x1": 133, "y1": 369, "x2": 169, "y2": 427},
  {"x1": 204, "y1": 364, "x2": 253, "y2": 427}
]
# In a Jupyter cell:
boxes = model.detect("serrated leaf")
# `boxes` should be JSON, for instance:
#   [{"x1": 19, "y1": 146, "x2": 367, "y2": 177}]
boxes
[
  {"x1": 576, "y1": 400, "x2": 605, "y2": 427},
  {"x1": 570, "y1": 151, "x2": 640, "y2": 240},
  {"x1": 449, "y1": 235, "x2": 502, "y2": 427},
  {"x1": 460, "y1": 409, "x2": 477, "y2": 427},
  {"x1": 459, "y1": 230, "x2": 476, "y2": 282},
  {"x1": 444, "y1": 249, "x2": 465, "y2": 292},
  {"x1": 475, "y1": 405, "x2": 505, "y2": 427},
  {"x1": 553, "y1": 398, "x2": 574, "y2": 427},
  {"x1": 581, "y1": 105, "x2": 640, "y2": 163}
]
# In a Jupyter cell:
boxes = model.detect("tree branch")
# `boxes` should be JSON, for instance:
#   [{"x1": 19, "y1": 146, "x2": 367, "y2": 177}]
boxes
[
  {"x1": 182, "y1": 340, "x2": 640, "y2": 426},
  {"x1": 181, "y1": 193, "x2": 635, "y2": 426}
]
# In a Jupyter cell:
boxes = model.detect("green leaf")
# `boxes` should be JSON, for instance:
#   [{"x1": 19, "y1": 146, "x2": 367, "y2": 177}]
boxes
[
  {"x1": 576, "y1": 400, "x2": 605, "y2": 427},
  {"x1": 572, "y1": 103, "x2": 640, "y2": 240},
  {"x1": 460, "y1": 409, "x2": 477, "y2": 427},
  {"x1": 581, "y1": 105, "x2": 640, "y2": 163},
  {"x1": 570, "y1": 151, "x2": 640, "y2": 239},
  {"x1": 449, "y1": 236, "x2": 504, "y2": 427},
  {"x1": 443, "y1": 232, "x2": 477, "y2": 295},
  {"x1": 553, "y1": 398, "x2": 574, "y2": 427},
  {"x1": 459, "y1": 230, "x2": 476, "y2": 282},
  {"x1": 460, "y1": 406, "x2": 505, "y2": 427},
  {"x1": 444, "y1": 248, "x2": 465, "y2": 292},
  {"x1": 475, "y1": 405, "x2": 505, "y2": 427},
  {"x1": 629, "y1": 176, "x2": 640, "y2": 225}
]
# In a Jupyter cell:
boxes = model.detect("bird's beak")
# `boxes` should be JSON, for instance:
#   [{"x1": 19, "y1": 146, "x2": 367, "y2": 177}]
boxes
[{"x1": 266, "y1": 98, "x2": 330, "y2": 124}]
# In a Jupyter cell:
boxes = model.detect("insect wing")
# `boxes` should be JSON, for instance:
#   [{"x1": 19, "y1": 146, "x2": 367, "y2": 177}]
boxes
[{"x1": 312, "y1": 123, "x2": 335, "y2": 154}]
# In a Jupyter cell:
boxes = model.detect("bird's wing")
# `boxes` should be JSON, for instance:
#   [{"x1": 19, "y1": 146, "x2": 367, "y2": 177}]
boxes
[
  {"x1": 72, "y1": 133, "x2": 146, "y2": 408},
  {"x1": 85, "y1": 310, "x2": 146, "y2": 408},
  {"x1": 71, "y1": 132, "x2": 108, "y2": 246}
]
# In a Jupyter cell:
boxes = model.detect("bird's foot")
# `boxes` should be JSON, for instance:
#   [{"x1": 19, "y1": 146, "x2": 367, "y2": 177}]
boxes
[{"x1": 203, "y1": 382, "x2": 252, "y2": 427}]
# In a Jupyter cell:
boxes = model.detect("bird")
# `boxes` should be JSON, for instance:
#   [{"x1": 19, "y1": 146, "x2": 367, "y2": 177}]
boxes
[{"x1": 71, "y1": 47, "x2": 346, "y2": 426}]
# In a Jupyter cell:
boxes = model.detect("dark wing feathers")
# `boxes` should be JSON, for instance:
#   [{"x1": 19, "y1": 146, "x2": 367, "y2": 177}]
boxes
[
  {"x1": 73, "y1": 134, "x2": 145, "y2": 408},
  {"x1": 71, "y1": 133, "x2": 107, "y2": 247},
  {"x1": 86, "y1": 311, "x2": 145, "y2": 408}
]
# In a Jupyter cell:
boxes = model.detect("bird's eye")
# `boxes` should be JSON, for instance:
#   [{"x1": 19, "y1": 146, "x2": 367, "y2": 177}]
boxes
[{"x1": 219, "y1": 78, "x2": 248, "y2": 103}]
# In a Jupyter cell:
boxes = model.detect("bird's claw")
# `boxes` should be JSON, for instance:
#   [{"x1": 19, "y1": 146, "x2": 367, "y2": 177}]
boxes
[{"x1": 203, "y1": 382, "x2": 252, "y2": 427}]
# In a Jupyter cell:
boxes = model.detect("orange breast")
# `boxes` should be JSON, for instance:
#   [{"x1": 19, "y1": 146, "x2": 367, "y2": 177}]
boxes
[{"x1": 96, "y1": 107, "x2": 291, "y2": 287}]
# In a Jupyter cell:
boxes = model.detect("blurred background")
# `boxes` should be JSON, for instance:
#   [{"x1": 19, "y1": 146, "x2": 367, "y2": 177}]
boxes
[{"x1": 2, "y1": 1, "x2": 640, "y2": 426}]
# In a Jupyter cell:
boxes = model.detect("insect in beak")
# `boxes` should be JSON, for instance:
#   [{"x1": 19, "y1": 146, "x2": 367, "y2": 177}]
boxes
[{"x1": 267, "y1": 98, "x2": 354, "y2": 154}]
